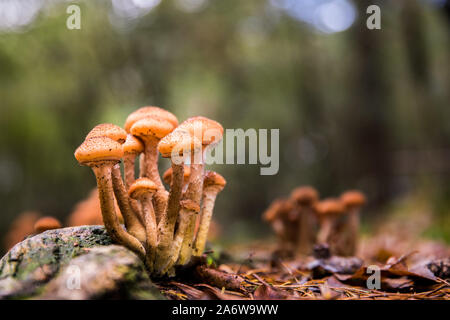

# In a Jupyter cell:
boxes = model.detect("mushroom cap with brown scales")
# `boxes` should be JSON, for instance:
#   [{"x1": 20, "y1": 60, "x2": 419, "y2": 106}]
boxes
[
  {"x1": 203, "y1": 171, "x2": 226, "y2": 190},
  {"x1": 130, "y1": 116, "x2": 176, "y2": 141},
  {"x1": 340, "y1": 190, "x2": 367, "y2": 210},
  {"x1": 85, "y1": 123, "x2": 127, "y2": 144},
  {"x1": 162, "y1": 165, "x2": 191, "y2": 185},
  {"x1": 290, "y1": 186, "x2": 319, "y2": 206},
  {"x1": 123, "y1": 134, "x2": 144, "y2": 155},
  {"x1": 177, "y1": 116, "x2": 224, "y2": 146},
  {"x1": 34, "y1": 216, "x2": 62, "y2": 233},
  {"x1": 124, "y1": 106, "x2": 179, "y2": 133},
  {"x1": 128, "y1": 177, "x2": 158, "y2": 200},
  {"x1": 315, "y1": 198, "x2": 346, "y2": 217},
  {"x1": 157, "y1": 129, "x2": 202, "y2": 158},
  {"x1": 180, "y1": 199, "x2": 200, "y2": 213},
  {"x1": 74, "y1": 137, "x2": 124, "y2": 165}
]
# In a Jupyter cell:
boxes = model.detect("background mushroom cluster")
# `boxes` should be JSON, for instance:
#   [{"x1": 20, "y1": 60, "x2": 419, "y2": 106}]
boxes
[
  {"x1": 263, "y1": 187, "x2": 366, "y2": 258},
  {"x1": 74, "y1": 106, "x2": 226, "y2": 277}
]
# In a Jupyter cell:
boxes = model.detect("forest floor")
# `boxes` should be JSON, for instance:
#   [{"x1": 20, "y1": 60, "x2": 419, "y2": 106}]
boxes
[{"x1": 156, "y1": 233, "x2": 450, "y2": 300}]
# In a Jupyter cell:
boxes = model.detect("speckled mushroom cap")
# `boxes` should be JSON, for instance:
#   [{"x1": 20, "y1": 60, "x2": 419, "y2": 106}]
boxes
[
  {"x1": 34, "y1": 216, "x2": 62, "y2": 233},
  {"x1": 315, "y1": 199, "x2": 345, "y2": 216},
  {"x1": 203, "y1": 171, "x2": 226, "y2": 190},
  {"x1": 130, "y1": 116, "x2": 176, "y2": 141},
  {"x1": 180, "y1": 199, "x2": 200, "y2": 213},
  {"x1": 177, "y1": 116, "x2": 224, "y2": 146},
  {"x1": 128, "y1": 178, "x2": 158, "y2": 199},
  {"x1": 290, "y1": 186, "x2": 319, "y2": 206},
  {"x1": 157, "y1": 129, "x2": 202, "y2": 158},
  {"x1": 74, "y1": 137, "x2": 124, "y2": 165},
  {"x1": 123, "y1": 134, "x2": 144, "y2": 154},
  {"x1": 85, "y1": 123, "x2": 127, "y2": 144},
  {"x1": 162, "y1": 165, "x2": 191, "y2": 185},
  {"x1": 124, "y1": 106, "x2": 178, "y2": 133},
  {"x1": 340, "y1": 190, "x2": 366, "y2": 209}
]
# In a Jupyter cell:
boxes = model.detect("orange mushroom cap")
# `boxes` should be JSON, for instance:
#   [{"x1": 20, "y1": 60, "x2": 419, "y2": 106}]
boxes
[
  {"x1": 130, "y1": 116, "x2": 176, "y2": 140},
  {"x1": 74, "y1": 137, "x2": 124, "y2": 165},
  {"x1": 315, "y1": 198, "x2": 345, "y2": 216},
  {"x1": 128, "y1": 177, "x2": 158, "y2": 199},
  {"x1": 34, "y1": 216, "x2": 62, "y2": 233},
  {"x1": 203, "y1": 171, "x2": 226, "y2": 190},
  {"x1": 124, "y1": 106, "x2": 178, "y2": 133},
  {"x1": 85, "y1": 123, "x2": 127, "y2": 144},
  {"x1": 123, "y1": 134, "x2": 144, "y2": 154},
  {"x1": 157, "y1": 129, "x2": 202, "y2": 158},
  {"x1": 290, "y1": 186, "x2": 319, "y2": 206},
  {"x1": 340, "y1": 190, "x2": 366, "y2": 209},
  {"x1": 177, "y1": 116, "x2": 224, "y2": 146}
]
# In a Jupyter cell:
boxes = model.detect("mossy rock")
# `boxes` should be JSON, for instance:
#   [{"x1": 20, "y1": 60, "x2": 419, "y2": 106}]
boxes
[{"x1": 0, "y1": 226, "x2": 164, "y2": 300}]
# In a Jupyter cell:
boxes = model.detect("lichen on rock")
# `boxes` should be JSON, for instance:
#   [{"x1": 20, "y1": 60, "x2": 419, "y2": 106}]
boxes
[{"x1": 0, "y1": 225, "x2": 164, "y2": 299}]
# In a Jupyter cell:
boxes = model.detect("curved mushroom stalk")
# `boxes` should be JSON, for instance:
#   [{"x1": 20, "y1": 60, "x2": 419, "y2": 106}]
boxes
[
  {"x1": 93, "y1": 164, "x2": 146, "y2": 260},
  {"x1": 111, "y1": 164, "x2": 146, "y2": 243},
  {"x1": 154, "y1": 162, "x2": 185, "y2": 273},
  {"x1": 317, "y1": 217, "x2": 335, "y2": 244},
  {"x1": 128, "y1": 178, "x2": 159, "y2": 272},
  {"x1": 193, "y1": 171, "x2": 226, "y2": 257}
]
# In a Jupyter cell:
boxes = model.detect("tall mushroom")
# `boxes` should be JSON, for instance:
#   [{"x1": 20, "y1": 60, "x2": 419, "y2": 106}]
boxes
[
  {"x1": 290, "y1": 186, "x2": 319, "y2": 256},
  {"x1": 128, "y1": 178, "x2": 159, "y2": 270},
  {"x1": 340, "y1": 190, "x2": 366, "y2": 256},
  {"x1": 130, "y1": 116, "x2": 177, "y2": 223},
  {"x1": 153, "y1": 129, "x2": 201, "y2": 273},
  {"x1": 193, "y1": 171, "x2": 226, "y2": 256},
  {"x1": 176, "y1": 116, "x2": 223, "y2": 265},
  {"x1": 315, "y1": 198, "x2": 345, "y2": 250},
  {"x1": 74, "y1": 136, "x2": 146, "y2": 260},
  {"x1": 85, "y1": 124, "x2": 145, "y2": 243}
]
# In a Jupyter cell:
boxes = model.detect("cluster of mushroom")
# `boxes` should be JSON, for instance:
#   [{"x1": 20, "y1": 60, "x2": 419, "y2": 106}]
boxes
[
  {"x1": 74, "y1": 106, "x2": 226, "y2": 277},
  {"x1": 263, "y1": 187, "x2": 366, "y2": 257}
]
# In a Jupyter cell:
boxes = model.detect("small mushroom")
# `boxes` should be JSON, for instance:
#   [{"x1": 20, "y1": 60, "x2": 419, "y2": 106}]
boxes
[
  {"x1": 128, "y1": 178, "x2": 158, "y2": 270},
  {"x1": 290, "y1": 186, "x2": 319, "y2": 256},
  {"x1": 130, "y1": 116, "x2": 176, "y2": 223},
  {"x1": 74, "y1": 136, "x2": 146, "y2": 260},
  {"x1": 315, "y1": 198, "x2": 345, "y2": 249},
  {"x1": 262, "y1": 198, "x2": 295, "y2": 252},
  {"x1": 34, "y1": 216, "x2": 62, "y2": 234},
  {"x1": 176, "y1": 116, "x2": 224, "y2": 265},
  {"x1": 339, "y1": 190, "x2": 366, "y2": 256},
  {"x1": 193, "y1": 171, "x2": 226, "y2": 257}
]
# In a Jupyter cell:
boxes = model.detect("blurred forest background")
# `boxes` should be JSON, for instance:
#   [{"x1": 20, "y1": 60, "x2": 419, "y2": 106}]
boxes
[{"x1": 0, "y1": 0, "x2": 449, "y2": 254}]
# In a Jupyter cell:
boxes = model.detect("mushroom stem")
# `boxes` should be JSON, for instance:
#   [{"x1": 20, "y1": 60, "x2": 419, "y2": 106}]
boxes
[
  {"x1": 140, "y1": 193, "x2": 158, "y2": 271},
  {"x1": 141, "y1": 137, "x2": 168, "y2": 224},
  {"x1": 193, "y1": 185, "x2": 220, "y2": 256},
  {"x1": 92, "y1": 164, "x2": 146, "y2": 260},
  {"x1": 297, "y1": 208, "x2": 311, "y2": 256},
  {"x1": 111, "y1": 164, "x2": 146, "y2": 243},
  {"x1": 123, "y1": 154, "x2": 137, "y2": 190},
  {"x1": 154, "y1": 162, "x2": 184, "y2": 273},
  {"x1": 160, "y1": 206, "x2": 192, "y2": 275},
  {"x1": 346, "y1": 208, "x2": 360, "y2": 255},
  {"x1": 317, "y1": 217, "x2": 335, "y2": 244},
  {"x1": 177, "y1": 157, "x2": 204, "y2": 265}
]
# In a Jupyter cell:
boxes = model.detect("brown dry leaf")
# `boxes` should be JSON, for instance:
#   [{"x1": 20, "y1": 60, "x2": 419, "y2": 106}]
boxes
[
  {"x1": 195, "y1": 265, "x2": 245, "y2": 292},
  {"x1": 195, "y1": 284, "x2": 246, "y2": 300}
]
